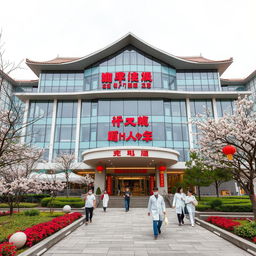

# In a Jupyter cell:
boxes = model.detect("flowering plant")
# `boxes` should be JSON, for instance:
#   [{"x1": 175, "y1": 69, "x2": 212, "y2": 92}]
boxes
[
  {"x1": 0, "y1": 211, "x2": 17, "y2": 217},
  {"x1": 206, "y1": 216, "x2": 240, "y2": 231},
  {"x1": 0, "y1": 242, "x2": 17, "y2": 256}
]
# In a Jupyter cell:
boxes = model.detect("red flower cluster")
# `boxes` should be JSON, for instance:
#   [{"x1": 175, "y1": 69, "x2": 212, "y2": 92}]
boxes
[
  {"x1": 0, "y1": 242, "x2": 17, "y2": 256},
  {"x1": 252, "y1": 237, "x2": 256, "y2": 243},
  {"x1": 0, "y1": 212, "x2": 17, "y2": 217},
  {"x1": 206, "y1": 216, "x2": 241, "y2": 231},
  {"x1": 23, "y1": 212, "x2": 82, "y2": 247}
]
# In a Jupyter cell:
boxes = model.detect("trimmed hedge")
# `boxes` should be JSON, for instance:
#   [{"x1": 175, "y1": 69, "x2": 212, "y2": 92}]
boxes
[
  {"x1": 21, "y1": 194, "x2": 50, "y2": 203},
  {"x1": 215, "y1": 204, "x2": 252, "y2": 212},
  {"x1": 41, "y1": 197, "x2": 84, "y2": 208},
  {"x1": 196, "y1": 205, "x2": 211, "y2": 211},
  {"x1": 0, "y1": 203, "x2": 38, "y2": 208}
]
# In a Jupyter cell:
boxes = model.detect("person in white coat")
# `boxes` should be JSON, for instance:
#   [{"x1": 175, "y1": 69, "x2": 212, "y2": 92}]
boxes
[
  {"x1": 185, "y1": 190, "x2": 197, "y2": 227},
  {"x1": 101, "y1": 190, "x2": 109, "y2": 212},
  {"x1": 172, "y1": 187, "x2": 186, "y2": 226},
  {"x1": 147, "y1": 187, "x2": 166, "y2": 240}
]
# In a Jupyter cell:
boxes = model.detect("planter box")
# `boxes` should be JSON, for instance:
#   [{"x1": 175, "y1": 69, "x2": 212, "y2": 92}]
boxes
[
  {"x1": 19, "y1": 216, "x2": 85, "y2": 256},
  {"x1": 196, "y1": 217, "x2": 256, "y2": 255}
]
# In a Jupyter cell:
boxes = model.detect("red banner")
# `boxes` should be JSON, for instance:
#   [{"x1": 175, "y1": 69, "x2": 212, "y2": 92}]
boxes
[
  {"x1": 159, "y1": 172, "x2": 165, "y2": 187},
  {"x1": 149, "y1": 176, "x2": 155, "y2": 195},
  {"x1": 106, "y1": 176, "x2": 112, "y2": 195},
  {"x1": 114, "y1": 169, "x2": 147, "y2": 174}
]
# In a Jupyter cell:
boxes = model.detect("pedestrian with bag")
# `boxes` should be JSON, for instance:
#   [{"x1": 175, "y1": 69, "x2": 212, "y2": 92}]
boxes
[
  {"x1": 123, "y1": 187, "x2": 131, "y2": 212},
  {"x1": 147, "y1": 187, "x2": 166, "y2": 240},
  {"x1": 172, "y1": 187, "x2": 186, "y2": 226},
  {"x1": 100, "y1": 190, "x2": 109, "y2": 212},
  {"x1": 185, "y1": 190, "x2": 198, "y2": 227},
  {"x1": 84, "y1": 189, "x2": 96, "y2": 225}
]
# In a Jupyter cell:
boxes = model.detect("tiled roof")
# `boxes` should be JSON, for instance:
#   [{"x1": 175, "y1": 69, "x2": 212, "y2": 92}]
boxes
[
  {"x1": 26, "y1": 57, "x2": 80, "y2": 65},
  {"x1": 178, "y1": 56, "x2": 232, "y2": 63}
]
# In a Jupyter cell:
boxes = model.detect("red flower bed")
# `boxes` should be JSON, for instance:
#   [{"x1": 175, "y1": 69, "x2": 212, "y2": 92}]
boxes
[
  {"x1": 252, "y1": 237, "x2": 256, "y2": 243},
  {"x1": 23, "y1": 212, "x2": 82, "y2": 247},
  {"x1": 0, "y1": 242, "x2": 16, "y2": 256},
  {"x1": 206, "y1": 216, "x2": 241, "y2": 231},
  {"x1": 0, "y1": 212, "x2": 17, "y2": 217},
  {"x1": 0, "y1": 212, "x2": 82, "y2": 254}
]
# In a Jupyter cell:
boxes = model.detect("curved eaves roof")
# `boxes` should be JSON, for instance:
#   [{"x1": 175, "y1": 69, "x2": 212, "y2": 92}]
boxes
[{"x1": 26, "y1": 33, "x2": 233, "y2": 77}]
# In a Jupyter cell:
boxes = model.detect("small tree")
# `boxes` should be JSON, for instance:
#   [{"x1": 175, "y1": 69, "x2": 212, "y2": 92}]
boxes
[
  {"x1": 184, "y1": 152, "x2": 213, "y2": 200},
  {"x1": 55, "y1": 153, "x2": 80, "y2": 197},
  {"x1": 194, "y1": 96, "x2": 256, "y2": 218},
  {"x1": 210, "y1": 168, "x2": 233, "y2": 197}
]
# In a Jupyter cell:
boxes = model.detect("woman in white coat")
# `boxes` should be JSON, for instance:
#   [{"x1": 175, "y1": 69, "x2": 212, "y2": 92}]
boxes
[
  {"x1": 172, "y1": 187, "x2": 186, "y2": 226},
  {"x1": 147, "y1": 187, "x2": 166, "y2": 240},
  {"x1": 101, "y1": 190, "x2": 109, "y2": 212},
  {"x1": 185, "y1": 190, "x2": 197, "y2": 227}
]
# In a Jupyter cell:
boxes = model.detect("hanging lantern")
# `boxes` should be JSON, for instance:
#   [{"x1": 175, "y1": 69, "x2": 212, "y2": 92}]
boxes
[
  {"x1": 96, "y1": 165, "x2": 104, "y2": 174},
  {"x1": 222, "y1": 145, "x2": 236, "y2": 160},
  {"x1": 158, "y1": 166, "x2": 166, "y2": 174}
]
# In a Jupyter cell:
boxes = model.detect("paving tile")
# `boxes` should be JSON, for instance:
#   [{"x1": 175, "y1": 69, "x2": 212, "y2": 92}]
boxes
[{"x1": 43, "y1": 208, "x2": 250, "y2": 256}]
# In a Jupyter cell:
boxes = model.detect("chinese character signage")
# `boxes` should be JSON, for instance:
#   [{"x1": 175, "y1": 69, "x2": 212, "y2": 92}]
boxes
[
  {"x1": 106, "y1": 176, "x2": 112, "y2": 195},
  {"x1": 159, "y1": 172, "x2": 165, "y2": 187},
  {"x1": 113, "y1": 150, "x2": 149, "y2": 157},
  {"x1": 101, "y1": 72, "x2": 153, "y2": 89},
  {"x1": 108, "y1": 116, "x2": 153, "y2": 142}
]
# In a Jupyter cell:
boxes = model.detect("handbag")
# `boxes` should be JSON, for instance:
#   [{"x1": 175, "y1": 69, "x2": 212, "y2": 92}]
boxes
[
  {"x1": 193, "y1": 199, "x2": 198, "y2": 206},
  {"x1": 164, "y1": 215, "x2": 169, "y2": 226}
]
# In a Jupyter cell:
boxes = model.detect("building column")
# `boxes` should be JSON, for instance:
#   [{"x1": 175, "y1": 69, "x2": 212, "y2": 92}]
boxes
[
  {"x1": 186, "y1": 98, "x2": 193, "y2": 149},
  {"x1": 155, "y1": 171, "x2": 168, "y2": 195},
  {"x1": 94, "y1": 171, "x2": 106, "y2": 194},
  {"x1": 49, "y1": 99, "x2": 57, "y2": 162},
  {"x1": 21, "y1": 99, "x2": 29, "y2": 144},
  {"x1": 212, "y1": 98, "x2": 218, "y2": 121},
  {"x1": 75, "y1": 99, "x2": 82, "y2": 162}
]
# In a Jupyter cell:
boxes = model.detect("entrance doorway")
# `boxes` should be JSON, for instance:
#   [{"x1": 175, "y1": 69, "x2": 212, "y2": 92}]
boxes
[{"x1": 113, "y1": 176, "x2": 149, "y2": 196}]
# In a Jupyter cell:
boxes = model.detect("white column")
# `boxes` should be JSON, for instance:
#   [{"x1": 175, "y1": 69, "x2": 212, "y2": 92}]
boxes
[
  {"x1": 75, "y1": 99, "x2": 82, "y2": 162},
  {"x1": 186, "y1": 98, "x2": 193, "y2": 149},
  {"x1": 21, "y1": 99, "x2": 29, "y2": 144},
  {"x1": 94, "y1": 171, "x2": 106, "y2": 193},
  {"x1": 212, "y1": 98, "x2": 218, "y2": 121},
  {"x1": 49, "y1": 99, "x2": 57, "y2": 162}
]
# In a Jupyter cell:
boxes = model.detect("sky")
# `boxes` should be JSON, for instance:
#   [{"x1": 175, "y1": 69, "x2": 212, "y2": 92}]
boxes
[{"x1": 0, "y1": 0, "x2": 255, "y2": 80}]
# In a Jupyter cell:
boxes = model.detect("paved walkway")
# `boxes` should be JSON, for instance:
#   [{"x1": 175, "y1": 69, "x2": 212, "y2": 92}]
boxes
[{"x1": 44, "y1": 208, "x2": 250, "y2": 256}]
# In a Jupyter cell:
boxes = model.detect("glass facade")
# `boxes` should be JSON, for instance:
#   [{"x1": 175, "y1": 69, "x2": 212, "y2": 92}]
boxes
[{"x1": 216, "y1": 99, "x2": 234, "y2": 117}]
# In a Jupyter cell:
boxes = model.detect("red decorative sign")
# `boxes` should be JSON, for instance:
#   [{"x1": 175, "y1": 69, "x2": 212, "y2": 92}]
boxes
[
  {"x1": 108, "y1": 116, "x2": 152, "y2": 142},
  {"x1": 106, "y1": 176, "x2": 112, "y2": 195},
  {"x1": 114, "y1": 169, "x2": 147, "y2": 174},
  {"x1": 149, "y1": 176, "x2": 155, "y2": 195},
  {"x1": 112, "y1": 150, "x2": 149, "y2": 157},
  {"x1": 101, "y1": 72, "x2": 153, "y2": 89},
  {"x1": 159, "y1": 172, "x2": 165, "y2": 187}
]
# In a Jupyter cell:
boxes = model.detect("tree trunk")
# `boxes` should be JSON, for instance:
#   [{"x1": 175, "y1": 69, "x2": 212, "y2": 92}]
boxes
[
  {"x1": 215, "y1": 181, "x2": 219, "y2": 198},
  {"x1": 249, "y1": 194, "x2": 256, "y2": 219},
  {"x1": 197, "y1": 186, "x2": 201, "y2": 201}
]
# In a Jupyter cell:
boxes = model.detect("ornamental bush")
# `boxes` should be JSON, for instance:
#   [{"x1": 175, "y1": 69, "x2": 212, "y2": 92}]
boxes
[
  {"x1": 96, "y1": 187, "x2": 101, "y2": 195},
  {"x1": 21, "y1": 194, "x2": 50, "y2": 203},
  {"x1": 234, "y1": 223, "x2": 256, "y2": 239},
  {"x1": 196, "y1": 205, "x2": 210, "y2": 211},
  {"x1": 210, "y1": 199, "x2": 222, "y2": 209},
  {"x1": 0, "y1": 242, "x2": 17, "y2": 256},
  {"x1": 23, "y1": 209, "x2": 40, "y2": 216},
  {"x1": 216, "y1": 204, "x2": 252, "y2": 212},
  {"x1": 41, "y1": 197, "x2": 84, "y2": 208}
]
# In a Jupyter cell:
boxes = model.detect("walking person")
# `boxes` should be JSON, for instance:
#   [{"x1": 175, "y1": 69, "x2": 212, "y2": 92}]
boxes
[
  {"x1": 84, "y1": 189, "x2": 96, "y2": 225},
  {"x1": 172, "y1": 187, "x2": 186, "y2": 226},
  {"x1": 101, "y1": 190, "x2": 109, "y2": 212},
  {"x1": 185, "y1": 190, "x2": 197, "y2": 227},
  {"x1": 123, "y1": 187, "x2": 131, "y2": 212},
  {"x1": 147, "y1": 187, "x2": 166, "y2": 240}
]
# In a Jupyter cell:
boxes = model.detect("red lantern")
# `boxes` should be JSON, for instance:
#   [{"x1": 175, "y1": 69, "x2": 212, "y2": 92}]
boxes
[
  {"x1": 158, "y1": 166, "x2": 166, "y2": 174},
  {"x1": 96, "y1": 165, "x2": 104, "y2": 174},
  {"x1": 222, "y1": 145, "x2": 236, "y2": 160}
]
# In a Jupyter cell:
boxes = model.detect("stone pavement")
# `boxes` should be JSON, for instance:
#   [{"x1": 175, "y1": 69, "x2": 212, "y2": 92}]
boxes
[{"x1": 43, "y1": 208, "x2": 250, "y2": 256}]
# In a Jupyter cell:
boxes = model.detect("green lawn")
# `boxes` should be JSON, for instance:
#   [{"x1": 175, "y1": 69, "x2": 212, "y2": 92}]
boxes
[{"x1": 0, "y1": 212, "x2": 65, "y2": 242}]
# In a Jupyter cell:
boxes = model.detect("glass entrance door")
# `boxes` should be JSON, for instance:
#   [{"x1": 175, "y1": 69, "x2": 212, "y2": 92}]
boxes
[{"x1": 114, "y1": 176, "x2": 149, "y2": 196}]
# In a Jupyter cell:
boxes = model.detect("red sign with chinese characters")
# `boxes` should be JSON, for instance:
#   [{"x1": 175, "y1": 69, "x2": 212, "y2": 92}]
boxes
[
  {"x1": 108, "y1": 116, "x2": 153, "y2": 142},
  {"x1": 114, "y1": 169, "x2": 147, "y2": 174},
  {"x1": 106, "y1": 176, "x2": 112, "y2": 195},
  {"x1": 113, "y1": 150, "x2": 149, "y2": 157},
  {"x1": 101, "y1": 72, "x2": 153, "y2": 90},
  {"x1": 149, "y1": 176, "x2": 155, "y2": 195},
  {"x1": 159, "y1": 172, "x2": 165, "y2": 187}
]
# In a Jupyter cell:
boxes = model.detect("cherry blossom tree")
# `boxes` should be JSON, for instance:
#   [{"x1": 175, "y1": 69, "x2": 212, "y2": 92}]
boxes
[{"x1": 194, "y1": 95, "x2": 256, "y2": 218}]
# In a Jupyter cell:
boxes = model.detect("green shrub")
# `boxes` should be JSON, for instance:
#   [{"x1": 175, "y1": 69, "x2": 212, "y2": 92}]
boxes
[
  {"x1": 210, "y1": 199, "x2": 222, "y2": 209},
  {"x1": 0, "y1": 203, "x2": 38, "y2": 208},
  {"x1": 216, "y1": 204, "x2": 252, "y2": 212},
  {"x1": 23, "y1": 209, "x2": 40, "y2": 216},
  {"x1": 49, "y1": 200, "x2": 84, "y2": 208},
  {"x1": 234, "y1": 223, "x2": 256, "y2": 238},
  {"x1": 41, "y1": 197, "x2": 52, "y2": 207},
  {"x1": 196, "y1": 205, "x2": 210, "y2": 211},
  {"x1": 41, "y1": 197, "x2": 84, "y2": 208},
  {"x1": 21, "y1": 194, "x2": 50, "y2": 203},
  {"x1": 96, "y1": 187, "x2": 101, "y2": 195}
]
